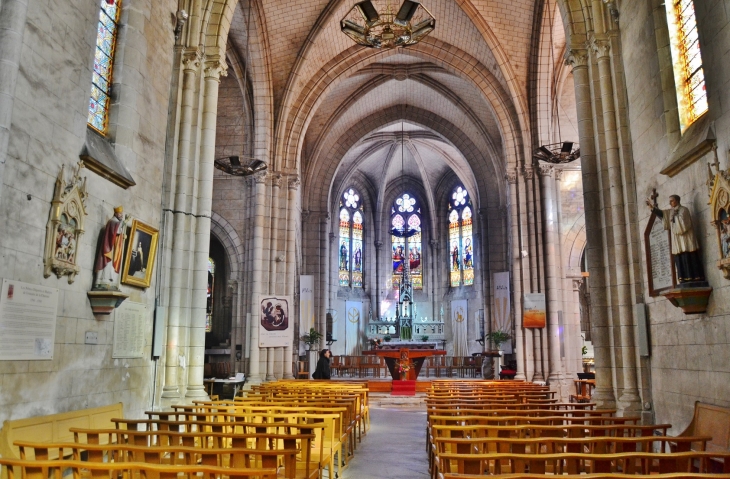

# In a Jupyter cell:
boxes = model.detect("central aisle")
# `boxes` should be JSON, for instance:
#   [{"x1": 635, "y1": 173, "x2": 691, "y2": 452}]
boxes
[{"x1": 341, "y1": 405, "x2": 430, "y2": 478}]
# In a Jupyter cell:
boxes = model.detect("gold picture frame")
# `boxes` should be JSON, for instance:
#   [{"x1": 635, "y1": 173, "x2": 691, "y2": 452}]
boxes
[{"x1": 121, "y1": 219, "x2": 159, "y2": 288}]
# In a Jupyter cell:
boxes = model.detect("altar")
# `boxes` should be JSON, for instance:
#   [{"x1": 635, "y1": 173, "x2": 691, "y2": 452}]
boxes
[{"x1": 363, "y1": 347, "x2": 446, "y2": 380}]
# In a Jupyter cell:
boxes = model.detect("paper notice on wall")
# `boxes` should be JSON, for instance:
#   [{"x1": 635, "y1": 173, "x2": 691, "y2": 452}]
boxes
[
  {"x1": 113, "y1": 301, "x2": 148, "y2": 358},
  {"x1": 0, "y1": 279, "x2": 58, "y2": 360},
  {"x1": 259, "y1": 296, "x2": 293, "y2": 347}
]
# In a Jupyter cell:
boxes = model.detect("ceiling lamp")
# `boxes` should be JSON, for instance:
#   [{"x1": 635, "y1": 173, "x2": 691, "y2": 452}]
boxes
[
  {"x1": 214, "y1": 156, "x2": 267, "y2": 176},
  {"x1": 532, "y1": 142, "x2": 580, "y2": 164},
  {"x1": 340, "y1": 0, "x2": 436, "y2": 49}
]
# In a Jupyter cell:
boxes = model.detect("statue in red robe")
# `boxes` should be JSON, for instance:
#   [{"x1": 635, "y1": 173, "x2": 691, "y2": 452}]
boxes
[{"x1": 93, "y1": 206, "x2": 130, "y2": 290}]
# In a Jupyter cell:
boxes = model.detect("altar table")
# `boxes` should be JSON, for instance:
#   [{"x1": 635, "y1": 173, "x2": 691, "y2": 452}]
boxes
[{"x1": 363, "y1": 348, "x2": 446, "y2": 380}]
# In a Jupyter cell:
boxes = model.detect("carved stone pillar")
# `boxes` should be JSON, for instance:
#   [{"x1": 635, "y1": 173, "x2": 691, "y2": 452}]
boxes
[
  {"x1": 374, "y1": 240, "x2": 383, "y2": 319},
  {"x1": 320, "y1": 214, "x2": 330, "y2": 335},
  {"x1": 162, "y1": 51, "x2": 200, "y2": 400},
  {"x1": 565, "y1": 47, "x2": 616, "y2": 407},
  {"x1": 247, "y1": 171, "x2": 268, "y2": 384},
  {"x1": 283, "y1": 176, "x2": 300, "y2": 379},
  {"x1": 268, "y1": 174, "x2": 282, "y2": 381},
  {"x1": 506, "y1": 170, "x2": 526, "y2": 380},
  {"x1": 187, "y1": 57, "x2": 227, "y2": 398},
  {"x1": 523, "y1": 165, "x2": 543, "y2": 382}
]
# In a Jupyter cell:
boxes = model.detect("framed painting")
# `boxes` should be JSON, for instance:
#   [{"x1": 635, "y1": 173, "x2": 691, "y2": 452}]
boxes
[{"x1": 121, "y1": 219, "x2": 159, "y2": 288}]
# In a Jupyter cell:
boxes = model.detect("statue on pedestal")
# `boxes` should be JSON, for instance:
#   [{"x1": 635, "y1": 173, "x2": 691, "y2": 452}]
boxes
[
  {"x1": 93, "y1": 206, "x2": 131, "y2": 291},
  {"x1": 645, "y1": 194, "x2": 705, "y2": 284}
]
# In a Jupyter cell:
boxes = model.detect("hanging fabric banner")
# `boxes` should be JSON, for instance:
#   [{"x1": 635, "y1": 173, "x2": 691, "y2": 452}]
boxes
[
  {"x1": 524, "y1": 293, "x2": 546, "y2": 328},
  {"x1": 259, "y1": 296, "x2": 293, "y2": 347},
  {"x1": 299, "y1": 276, "x2": 314, "y2": 333},
  {"x1": 451, "y1": 299, "x2": 468, "y2": 356},
  {"x1": 345, "y1": 300, "x2": 362, "y2": 356},
  {"x1": 493, "y1": 271, "x2": 512, "y2": 353}
]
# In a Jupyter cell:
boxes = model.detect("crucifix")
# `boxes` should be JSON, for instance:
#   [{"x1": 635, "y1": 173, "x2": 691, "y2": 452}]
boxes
[{"x1": 650, "y1": 188, "x2": 658, "y2": 209}]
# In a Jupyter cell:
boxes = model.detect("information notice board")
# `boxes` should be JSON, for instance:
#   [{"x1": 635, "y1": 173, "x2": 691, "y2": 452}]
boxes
[
  {"x1": 0, "y1": 279, "x2": 59, "y2": 360},
  {"x1": 113, "y1": 301, "x2": 148, "y2": 358}
]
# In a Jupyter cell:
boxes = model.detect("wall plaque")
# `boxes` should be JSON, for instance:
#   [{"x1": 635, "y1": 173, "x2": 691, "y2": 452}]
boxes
[
  {"x1": 112, "y1": 301, "x2": 148, "y2": 358},
  {"x1": 644, "y1": 192, "x2": 676, "y2": 296}
]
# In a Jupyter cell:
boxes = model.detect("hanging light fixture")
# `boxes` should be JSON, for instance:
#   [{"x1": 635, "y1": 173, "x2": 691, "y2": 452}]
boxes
[
  {"x1": 341, "y1": 0, "x2": 436, "y2": 49},
  {"x1": 215, "y1": 1, "x2": 267, "y2": 177},
  {"x1": 532, "y1": 0, "x2": 579, "y2": 165}
]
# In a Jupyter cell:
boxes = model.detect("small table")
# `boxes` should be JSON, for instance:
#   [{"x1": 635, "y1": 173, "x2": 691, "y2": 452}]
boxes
[
  {"x1": 204, "y1": 377, "x2": 246, "y2": 399},
  {"x1": 363, "y1": 348, "x2": 446, "y2": 380},
  {"x1": 571, "y1": 379, "x2": 596, "y2": 402}
]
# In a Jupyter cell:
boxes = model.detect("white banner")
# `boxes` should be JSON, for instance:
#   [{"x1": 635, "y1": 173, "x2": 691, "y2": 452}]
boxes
[
  {"x1": 299, "y1": 276, "x2": 314, "y2": 333},
  {"x1": 0, "y1": 279, "x2": 58, "y2": 360},
  {"x1": 259, "y1": 296, "x2": 293, "y2": 347},
  {"x1": 493, "y1": 271, "x2": 512, "y2": 353},
  {"x1": 451, "y1": 300, "x2": 468, "y2": 356},
  {"x1": 345, "y1": 301, "x2": 362, "y2": 356}
]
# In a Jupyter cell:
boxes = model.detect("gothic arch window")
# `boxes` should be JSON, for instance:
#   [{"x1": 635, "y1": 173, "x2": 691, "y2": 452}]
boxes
[
  {"x1": 88, "y1": 0, "x2": 121, "y2": 134},
  {"x1": 391, "y1": 193, "x2": 423, "y2": 290},
  {"x1": 666, "y1": 0, "x2": 707, "y2": 132},
  {"x1": 449, "y1": 185, "x2": 474, "y2": 287},
  {"x1": 339, "y1": 188, "x2": 364, "y2": 287}
]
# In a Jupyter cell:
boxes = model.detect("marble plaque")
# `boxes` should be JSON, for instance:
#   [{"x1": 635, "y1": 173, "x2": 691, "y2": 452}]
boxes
[
  {"x1": 645, "y1": 213, "x2": 675, "y2": 296},
  {"x1": 0, "y1": 279, "x2": 58, "y2": 360},
  {"x1": 113, "y1": 301, "x2": 148, "y2": 358}
]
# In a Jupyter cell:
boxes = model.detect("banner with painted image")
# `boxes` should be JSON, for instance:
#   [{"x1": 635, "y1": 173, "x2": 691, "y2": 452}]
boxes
[
  {"x1": 451, "y1": 299, "x2": 468, "y2": 356},
  {"x1": 345, "y1": 300, "x2": 362, "y2": 355},
  {"x1": 523, "y1": 293, "x2": 546, "y2": 328},
  {"x1": 493, "y1": 272, "x2": 512, "y2": 353},
  {"x1": 299, "y1": 276, "x2": 314, "y2": 333},
  {"x1": 259, "y1": 295, "x2": 293, "y2": 347}
]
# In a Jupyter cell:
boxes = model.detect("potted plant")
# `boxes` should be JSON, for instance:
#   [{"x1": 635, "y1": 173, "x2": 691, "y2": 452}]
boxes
[
  {"x1": 420, "y1": 335, "x2": 429, "y2": 342},
  {"x1": 485, "y1": 330, "x2": 511, "y2": 351},
  {"x1": 300, "y1": 328, "x2": 324, "y2": 350},
  {"x1": 383, "y1": 335, "x2": 392, "y2": 342}
]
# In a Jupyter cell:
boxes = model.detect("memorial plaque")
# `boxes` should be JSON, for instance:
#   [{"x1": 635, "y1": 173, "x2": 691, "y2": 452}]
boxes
[
  {"x1": 645, "y1": 212, "x2": 675, "y2": 296},
  {"x1": 113, "y1": 301, "x2": 148, "y2": 358},
  {"x1": 0, "y1": 279, "x2": 58, "y2": 360}
]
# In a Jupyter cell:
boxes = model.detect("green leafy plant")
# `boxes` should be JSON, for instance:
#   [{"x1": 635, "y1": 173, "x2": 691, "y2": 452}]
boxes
[
  {"x1": 485, "y1": 330, "x2": 511, "y2": 349},
  {"x1": 383, "y1": 335, "x2": 392, "y2": 342},
  {"x1": 581, "y1": 345, "x2": 588, "y2": 356},
  {"x1": 300, "y1": 328, "x2": 324, "y2": 349},
  {"x1": 421, "y1": 335, "x2": 429, "y2": 342}
]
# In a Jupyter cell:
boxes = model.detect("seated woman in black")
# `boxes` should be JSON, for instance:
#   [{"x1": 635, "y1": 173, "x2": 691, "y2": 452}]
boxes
[{"x1": 312, "y1": 349, "x2": 331, "y2": 379}]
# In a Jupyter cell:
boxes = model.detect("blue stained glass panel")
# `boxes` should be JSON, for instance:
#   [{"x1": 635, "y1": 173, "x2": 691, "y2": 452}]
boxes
[{"x1": 87, "y1": 0, "x2": 120, "y2": 133}]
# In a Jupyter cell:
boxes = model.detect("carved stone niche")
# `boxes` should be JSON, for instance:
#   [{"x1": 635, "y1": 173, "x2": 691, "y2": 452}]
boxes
[
  {"x1": 43, "y1": 163, "x2": 88, "y2": 283},
  {"x1": 709, "y1": 169, "x2": 730, "y2": 279}
]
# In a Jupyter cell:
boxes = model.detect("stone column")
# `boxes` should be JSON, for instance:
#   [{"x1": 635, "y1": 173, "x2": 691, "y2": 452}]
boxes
[
  {"x1": 0, "y1": 0, "x2": 29, "y2": 201},
  {"x1": 572, "y1": 278, "x2": 585, "y2": 373},
  {"x1": 268, "y1": 174, "x2": 282, "y2": 380},
  {"x1": 523, "y1": 165, "x2": 543, "y2": 381},
  {"x1": 507, "y1": 170, "x2": 526, "y2": 380},
  {"x1": 247, "y1": 171, "x2": 268, "y2": 384},
  {"x1": 538, "y1": 163, "x2": 561, "y2": 384},
  {"x1": 591, "y1": 36, "x2": 641, "y2": 411},
  {"x1": 186, "y1": 57, "x2": 226, "y2": 398},
  {"x1": 565, "y1": 47, "x2": 616, "y2": 407},
  {"x1": 374, "y1": 241, "x2": 383, "y2": 319},
  {"x1": 283, "y1": 176, "x2": 300, "y2": 379},
  {"x1": 162, "y1": 51, "x2": 200, "y2": 400},
  {"x1": 429, "y1": 239, "x2": 438, "y2": 324},
  {"x1": 319, "y1": 214, "x2": 330, "y2": 334}
]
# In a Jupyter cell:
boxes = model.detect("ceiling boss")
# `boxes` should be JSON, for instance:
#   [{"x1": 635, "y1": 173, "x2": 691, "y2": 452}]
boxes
[{"x1": 340, "y1": 0, "x2": 436, "y2": 49}]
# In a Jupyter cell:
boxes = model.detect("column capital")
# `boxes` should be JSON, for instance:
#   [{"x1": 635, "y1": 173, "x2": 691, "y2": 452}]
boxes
[
  {"x1": 203, "y1": 56, "x2": 227, "y2": 80},
  {"x1": 253, "y1": 171, "x2": 267, "y2": 184},
  {"x1": 505, "y1": 169, "x2": 518, "y2": 184},
  {"x1": 271, "y1": 174, "x2": 283, "y2": 188},
  {"x1": 588, "y1": 36, "x2": 611, "y2": 59},
  {"x1": 374, "y1": 240, "x2": 384, "y2": 248},
  {"x1": 182, "y1": 49, "x2": 202, "y2": 71},
  {"x1": 564, "y1": 48, "x2": 588, "y2": 70},
  {"x1": 329, "y1": 232, "x2": 336, "y2": 243},
  {"x1": 572, "y1": 277, "x2": 584, "y2": 290},
  {"x1": 523, "y1": 165, "x2": 534, "y2": 180},
  {"x1": 288, "y1": 175, "x2": 301, "y2": 190},
  {"x1": 554, "y1": 167, "x2": 564, "y2": 181},
  {"x1": 537, "y1": 163, "x2": 554, "y2": 178},
  {"x1": 429, "y1": 239, "x2": 438, "y2": 247}
]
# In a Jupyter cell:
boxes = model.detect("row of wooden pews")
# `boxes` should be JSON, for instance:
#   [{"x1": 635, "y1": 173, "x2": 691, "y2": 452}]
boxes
[
  {"x1": 426, "y1": 379, "x2": 730, "y2": 479},
  {"x1": 0, "y1": 380, "x2": 370, "y2": 479}
]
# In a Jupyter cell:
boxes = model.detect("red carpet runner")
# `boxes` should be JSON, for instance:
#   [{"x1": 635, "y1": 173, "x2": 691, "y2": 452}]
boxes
[{"x1": 391, "y1": 380, "x2": 416, "y2": 396}]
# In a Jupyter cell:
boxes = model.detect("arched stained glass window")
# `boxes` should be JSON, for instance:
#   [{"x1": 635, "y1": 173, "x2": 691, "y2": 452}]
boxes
[
  {"x1": 391, "y1": 193, "x2": 423, "y2": 290},
  {"x1": 88, "y1": 0, "x2": 121, "y2": 134},
  {"x1": 449, "y1": 185, "x2": 474, "y2": 287},
  {"x1": 206, "y1": 257, "x2": 215, "y2": 332},
  {"x1": 339, "y1": 188, "x2": 364, "y2": 287},
  {"x1": 666, "y1": 0, "x2": 707, "y2": 132}
]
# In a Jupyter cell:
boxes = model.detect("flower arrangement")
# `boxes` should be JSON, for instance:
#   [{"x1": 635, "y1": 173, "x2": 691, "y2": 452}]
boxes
[
  {"x1": 369, "y1": 337, "x2": 382, "y2": 350},
  {"x1": 396, "y1": 359, "x2": 413, "y2": 373}
]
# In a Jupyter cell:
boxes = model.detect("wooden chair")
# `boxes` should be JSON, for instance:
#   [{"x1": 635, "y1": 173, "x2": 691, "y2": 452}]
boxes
[{"x1": 296, "y1": 360, "x2": 309, "y2": 379}]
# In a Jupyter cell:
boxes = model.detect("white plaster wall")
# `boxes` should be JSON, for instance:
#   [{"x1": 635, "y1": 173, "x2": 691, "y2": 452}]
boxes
[
  {"x1": 620, "y1": 0, "x2": 730, "y2": 432},
  {"x1": 0, "y1": 0, "x2": 176, "y2": 423}
]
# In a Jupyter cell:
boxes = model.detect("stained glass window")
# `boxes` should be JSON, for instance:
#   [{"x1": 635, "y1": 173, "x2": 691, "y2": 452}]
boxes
[
  {"x1": 339, "y1": 188, "x2": 364, "y2": 287},
  {"x1": 391, "y1": 193, "x2": 423, "y2": 290},
  {"x1": 206, "y1": 257, "x2": 215, "y2": 332},
  {"x1": 666, "y1": 0, "x2": 707, "y2": 132},
  {"x1": 449, "y1": 186, "x2": 474, "y2": 287},
  {"x1": 88, "y1": 0, "x2": 121, "y2": 134}
]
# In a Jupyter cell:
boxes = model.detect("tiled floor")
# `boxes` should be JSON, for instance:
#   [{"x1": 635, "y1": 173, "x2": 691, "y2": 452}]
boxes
[{"x1": 341, "y1": 403, "x2": 430, "y2": 479}]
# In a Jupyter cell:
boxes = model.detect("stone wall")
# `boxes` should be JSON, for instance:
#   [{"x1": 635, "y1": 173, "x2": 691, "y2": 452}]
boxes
[
  {"x1": 620, "y1": 0, "x2": 730, "y2": 431},
  {"x1": 0, "y1": 0, "x2": 175, "y2": 423}
]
